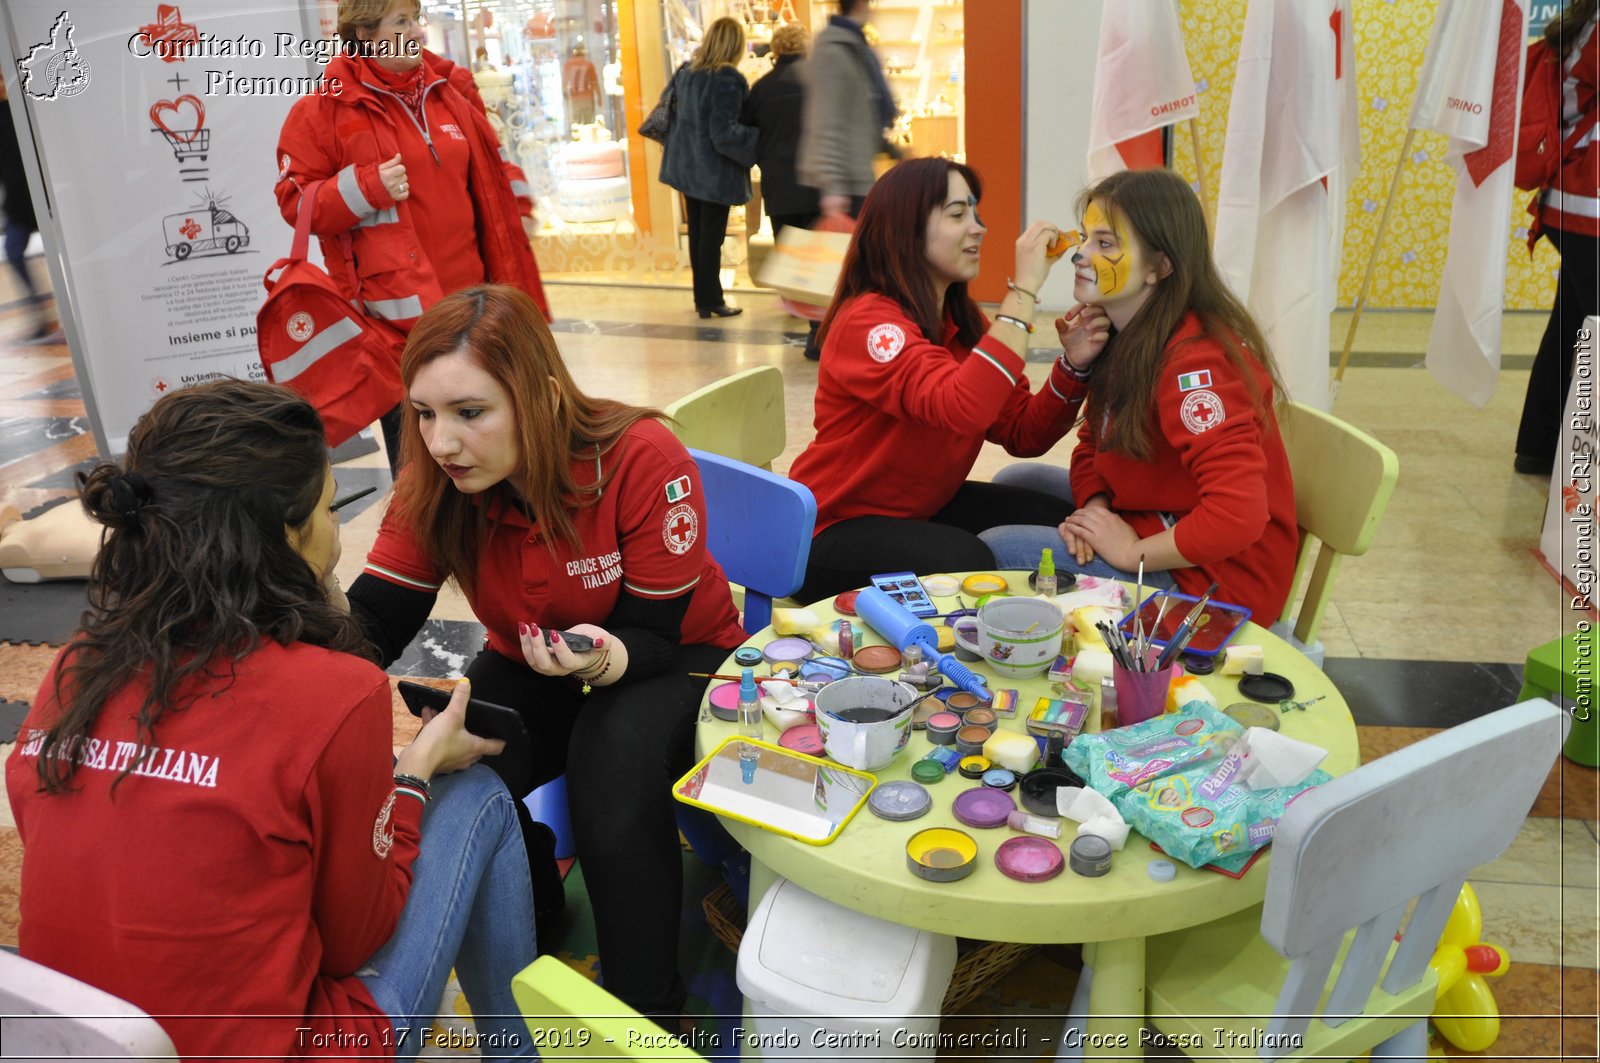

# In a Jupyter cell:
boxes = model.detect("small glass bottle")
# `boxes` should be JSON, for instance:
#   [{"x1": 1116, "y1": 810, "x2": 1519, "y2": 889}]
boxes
[
  {"x1": 838, "y1": 619, "x2": 855, "y2": 660},
  {"x1": 1007, "y1": 810, "x2": 1062, "y2": 839},
  {"x1": 738, "y1": 668, "x2": 763, "y2": 742},
  {"x1": 1099, "y1": 675, "x2": 1119, "y2": 730},
  {"x1": 1036, "y1": 547, "x2": 1057, "y2": 598}
]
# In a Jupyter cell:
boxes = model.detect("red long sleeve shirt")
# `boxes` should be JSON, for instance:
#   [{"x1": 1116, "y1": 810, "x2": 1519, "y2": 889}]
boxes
[
  {"x1": 6, "y1": 641, "x2": 414, "y2": 1060},
  {"x1": 790, "y1": 293, "x2": 1088, "y2": 533},
  {"x1": 1069, "y1": 314, "x2": 1297, "y2": 624}
]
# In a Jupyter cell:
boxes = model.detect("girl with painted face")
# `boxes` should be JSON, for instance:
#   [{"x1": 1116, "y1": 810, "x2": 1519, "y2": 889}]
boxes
[
  {"x1": 342, "y1": 285, "x2": 746, "y2": 1024},
  {"x1": 787, "y1": 157, "x2": 1109, "y2": 602},
  {"x1": 981, "y1": 168, "x2": 1298, "y2": 625}
]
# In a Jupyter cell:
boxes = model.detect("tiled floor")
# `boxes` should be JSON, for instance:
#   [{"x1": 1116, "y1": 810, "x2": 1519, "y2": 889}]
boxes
[{"x1": 0, "y1": 262, "x2": 1595, "y2": 1059}]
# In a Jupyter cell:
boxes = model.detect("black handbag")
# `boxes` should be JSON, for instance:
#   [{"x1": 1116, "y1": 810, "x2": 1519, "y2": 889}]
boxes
[{"x1": 638, "y1": 63, "x2": 687, "y2": 143}]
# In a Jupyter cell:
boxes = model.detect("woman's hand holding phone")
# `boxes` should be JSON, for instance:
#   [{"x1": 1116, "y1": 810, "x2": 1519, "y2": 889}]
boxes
[
  {"x1": 518, "y1": 621, "x2": 611, "y2": 678},
  {"x1": 399, "y1": 678, "x2": 505, "y2": 780}
]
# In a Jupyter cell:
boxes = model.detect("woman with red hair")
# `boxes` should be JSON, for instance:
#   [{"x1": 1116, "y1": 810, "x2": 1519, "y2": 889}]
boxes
[{"x1": 787, "y1": 157, "x2": 1109, "y2": 600}]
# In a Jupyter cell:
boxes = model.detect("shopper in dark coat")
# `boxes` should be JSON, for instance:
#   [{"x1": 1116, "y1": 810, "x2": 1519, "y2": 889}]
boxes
[
  {"x1": 659, "y1": 17, "x2": 758, "y2": 318},
  {"x1": 742, "y1": 24, "x2": 819, "y2": 237}
]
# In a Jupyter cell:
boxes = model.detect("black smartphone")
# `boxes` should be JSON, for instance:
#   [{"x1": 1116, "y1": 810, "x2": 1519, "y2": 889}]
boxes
[
  {"x1": 396, "y1": 680, "x2": 530, "y2": 747},
  {"x1": 869, "y1": 571, "x2": 938, "y2": 618},
  {"x1": 539, "y1": 628, "x2": 596, "y2": 654}
]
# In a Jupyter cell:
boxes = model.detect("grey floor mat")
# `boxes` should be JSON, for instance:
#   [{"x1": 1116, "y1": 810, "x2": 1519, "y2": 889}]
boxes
[{"x1": 0, "y1": 576, "x2": 88, "y2": 646}]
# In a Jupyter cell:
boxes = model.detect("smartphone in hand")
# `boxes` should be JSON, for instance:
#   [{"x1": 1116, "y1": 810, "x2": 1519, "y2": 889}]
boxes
[
  {"x1": 540, "y1": 628, "x2": 596, "y2": 654},
  {"x1": 396, "y1": 680, "x2": 529, "y2": 747}
]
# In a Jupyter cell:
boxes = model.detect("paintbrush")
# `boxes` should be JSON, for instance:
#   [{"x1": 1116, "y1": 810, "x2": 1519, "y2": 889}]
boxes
[
  {"x1": 1133, "y1": 554, "x2": 1147, "y2": 662},
  {"x1": 689, "y1": 672, "x2": 804, "y2": 685},
  {"x1": 330, "y1": 485, "x2": 377, "y2": 511},
  {"x1": 1155, "y1": 584, "x2": 1220, "y2": 669}
]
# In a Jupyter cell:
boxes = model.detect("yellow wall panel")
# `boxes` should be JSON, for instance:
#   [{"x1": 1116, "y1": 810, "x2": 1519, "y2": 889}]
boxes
[{"x1": 1173, "y1": 0, "x2": 1559, "y2": 311}]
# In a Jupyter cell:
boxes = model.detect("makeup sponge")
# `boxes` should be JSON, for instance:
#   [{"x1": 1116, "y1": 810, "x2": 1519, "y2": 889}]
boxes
[
  {"x1": 1221, "y1": 644, "x2": 1265, "y2": 677},
  {"x1": 771, "y1": 608, "x2": 822, "y2": 636},
  {"x1": 983, "y1": 729, "x2": 1040, "y2": 773},
  {"x1": 1165, "y1": 675, "x2": 1218, "y2": 714}
]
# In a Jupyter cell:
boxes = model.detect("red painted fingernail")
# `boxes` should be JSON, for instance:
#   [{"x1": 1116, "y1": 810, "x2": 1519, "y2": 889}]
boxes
[
  {"x1": 593, "y1": 637, "x2": 605, "y2": 648},
  {"x1": 551, "y1": 631, "x2": 562, "y2": 643},
  {"x1": 528, "y1": 623, "x2": 540, "y2": 638},
  {"x1": 519, "y1": 622, "x2": 530, "y2": 637}
]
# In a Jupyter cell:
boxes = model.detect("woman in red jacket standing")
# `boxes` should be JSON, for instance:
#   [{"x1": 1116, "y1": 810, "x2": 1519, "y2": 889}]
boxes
[
  {"x1": 6, "y1": 381, "x2": 534, "y2": 1060},
  {"x1": 274, "y1": 0, "x2": 547, "y2": 472},
  {"x1": 1515, "y1": 0, "x2": 1599, "y2": 476},
  {"x1": 982, "y1": 168, "x2": 1297, "y2": 625}
]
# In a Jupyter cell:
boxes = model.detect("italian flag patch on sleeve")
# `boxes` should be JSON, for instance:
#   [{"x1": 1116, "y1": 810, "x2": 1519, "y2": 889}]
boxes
[
  {"x1": 1176, "y1": 370, "x2": 1213, "y2": 392},
  {"x1": 664, "y1": 475, "x2": 692, "y2": 503}
]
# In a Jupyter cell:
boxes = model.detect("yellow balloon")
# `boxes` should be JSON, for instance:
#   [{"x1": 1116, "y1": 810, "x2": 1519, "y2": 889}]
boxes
[
  {"x1": 1428, "y1": 947, "x2": 1467, "y2": 996},
  {"x1": 1438, "y1": 882, "x2": 1484, "y2": 947},
  {"x1": 1432, "y1": 975, "x2": 1500, "y2": 1053}
]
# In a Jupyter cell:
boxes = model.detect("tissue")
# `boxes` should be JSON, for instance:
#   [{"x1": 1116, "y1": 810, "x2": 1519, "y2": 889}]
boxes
[
  {"x1": 759, "y1": 681, "x2": 813, "y2": 732},
  {"x1": 1231, "y1": 727, "x2": 1327, "y2": 789},
  {"x1": 1056, "y1": 786, "x2": 1131, "y2": 850}
]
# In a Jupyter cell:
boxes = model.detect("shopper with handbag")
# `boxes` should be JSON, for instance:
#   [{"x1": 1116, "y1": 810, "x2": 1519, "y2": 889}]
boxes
[
  {"x1": 1514, "y1": 0, "x2": 1599, "y2": 476},
  {"x1": 659, "y1": 17, "x2": 759, "y2": 318},
  {"x1": 273, "y1": 0, "x2": 547, "y2": 474}
]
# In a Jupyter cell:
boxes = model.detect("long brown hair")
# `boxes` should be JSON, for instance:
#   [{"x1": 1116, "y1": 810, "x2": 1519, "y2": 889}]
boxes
[
  {"x1": 36, "y1": 380, "x2": 369, "y2": 794},
  {"x1": 1079, "y1": 168, "x2": 1286, "y2": 461},
  {"x1": 393, "y1": 285, "x2": 661, "y2": 597},
  {"x1": 692, "y1": 17, "x2": 746, "y2": 71},
  {"x1": 820, "y1": 157, "x2": 988, "y2": 350},
  {"x1": 1547, "y1": 0, "x2": 1598, "y2": 56}
]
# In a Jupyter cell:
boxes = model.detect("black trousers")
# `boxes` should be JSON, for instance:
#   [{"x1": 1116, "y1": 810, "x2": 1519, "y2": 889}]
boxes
[
  {"x1": 683, "y1": 196, "x2": 731, "y2": 311},
  {"x1": 797, "y1": 480, "x2": 1073, "y2": 602},
  {"x1": 1517, "y1": 228, "x2": 1600, "y2": 465},
  {"x1": 465, "y1": 641, "x2": 731, "y2": 1016}
]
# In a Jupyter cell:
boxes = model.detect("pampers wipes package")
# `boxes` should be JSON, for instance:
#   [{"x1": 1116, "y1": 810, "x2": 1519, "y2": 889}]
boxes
[{"x1": 1064, "y1": 704, "x2": 1331, "y2": 872}]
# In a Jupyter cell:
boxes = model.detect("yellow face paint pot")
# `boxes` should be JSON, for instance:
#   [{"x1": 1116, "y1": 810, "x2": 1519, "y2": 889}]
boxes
[
  {"x1": 961, "y1": 573, "x2": 1009, "y2": 596},
  {"x1": 906, "y1": 827, "x2": 978, "y2": 882}
]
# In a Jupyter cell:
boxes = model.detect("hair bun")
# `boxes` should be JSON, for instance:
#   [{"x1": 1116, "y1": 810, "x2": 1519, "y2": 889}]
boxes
[{"x1": 79, "y1": 465, "x2": 155, "y2": 531}]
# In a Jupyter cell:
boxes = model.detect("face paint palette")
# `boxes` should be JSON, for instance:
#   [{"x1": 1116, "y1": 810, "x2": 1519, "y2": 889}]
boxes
[
  {"x1": 952, "y1": 786, "x2": 1017, "y2": 829},
  {"x1": 707, "y1": 682, "x2": 742, "y2": 722},
  {"x1": 995, "y1": 836, "x2": 1065, "y2": 882},
  {"x1": 762, "y1": 637, "x2": 815, "y2": 665},
  {"x1": 906, "y1": 827, "x2": 978, "y2": 882}
]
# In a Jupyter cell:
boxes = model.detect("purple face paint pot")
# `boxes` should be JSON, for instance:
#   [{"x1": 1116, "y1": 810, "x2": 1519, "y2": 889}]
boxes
[
  {"x1": 762, "y1": 637, "x2": 814, "y2": 665},
  {"x1": 995, "y1": 836, "x2": 1065, "y2": 883},
  {"x1": 926, "y1": 711, "x2": 961, "y2": 745},
  {"x1": 777, "y1": 724, "x2": 824, "y2": 757},
  {"x1": 707, "y1": 682, "x2": 742, "y2": 722},
  {"x1": 952, "y1": 786, "x2": 1017, "y2": 829}
]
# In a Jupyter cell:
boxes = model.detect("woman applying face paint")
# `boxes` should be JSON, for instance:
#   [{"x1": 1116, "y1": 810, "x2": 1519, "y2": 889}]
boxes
[
  {"x1": 340, "y1": 286, "x2": 746, "y2": 1024},
  {"x1": 981, "y1": 168, "x2": 1298, "y2": 625},
  {"x1": 786, "y1": 157, "x2": 1108, "y2": 602}
]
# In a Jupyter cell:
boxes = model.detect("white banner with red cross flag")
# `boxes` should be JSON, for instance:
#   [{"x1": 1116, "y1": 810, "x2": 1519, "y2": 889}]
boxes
[
  {"x1": 1086, "y1": 0, "x2": 1199, "y2": 179},
  {"x1": 1213, "y1": 0, "x2": 1360, "y2": 412},
  {"x1": 1409, "y1": 0, "x2": 1529, "y2": 407}
]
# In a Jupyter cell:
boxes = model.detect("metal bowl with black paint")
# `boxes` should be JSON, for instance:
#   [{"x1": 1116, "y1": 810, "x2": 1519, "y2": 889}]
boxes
[{"x1": 1018, "y1": 765, "x2": 1086, "y2": 817}]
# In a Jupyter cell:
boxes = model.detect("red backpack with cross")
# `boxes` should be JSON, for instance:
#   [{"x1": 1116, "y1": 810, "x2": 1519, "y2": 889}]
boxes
[
  {"x1": 257, "y1": 180, "x2": 405, "y2": 447},
  {"x1": 1515, "y1": 37, "x2": 1599, "y2": 192}
]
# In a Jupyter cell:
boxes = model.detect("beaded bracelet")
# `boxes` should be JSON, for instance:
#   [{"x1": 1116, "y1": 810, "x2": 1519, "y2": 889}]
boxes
[
  {"x1": 393, "y1": 772, "x2": 431, "y2": 802},
  {"x1": 1006, "y1": 278, "x2": 1039, "y2": 302},
  {"x1": 575, "y1": 648, "x2": 615, "y2": 694},
  {"x1": 1059, "y1": 356, "x2": 1093, "y2": 381},
  {"x1": 995, "y1": 313, "x2": 1034, "y2": 334}
]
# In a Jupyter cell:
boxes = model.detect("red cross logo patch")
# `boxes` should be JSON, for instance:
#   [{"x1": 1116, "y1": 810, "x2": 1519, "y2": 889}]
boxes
[
  {"x1": 662, "y1": 503, "x2": 698, "y2": 555},
  {"x1": 1179, "y1": 389, "x2": 1225, "y2": 434},
  {"x1": 286, "y1": 311, "x2": 315, "y2": 343},
  {"x1": 867, "y1": 323, "x2": 905, "y2": 363},
  {"x1": 371, "y1": 791, "x2": 396, "y2": 859}
]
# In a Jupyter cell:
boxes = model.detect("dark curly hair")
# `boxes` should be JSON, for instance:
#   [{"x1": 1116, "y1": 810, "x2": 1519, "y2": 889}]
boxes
[{"x1": 34, "y1": 379, "x2": 370, "y2": 793}]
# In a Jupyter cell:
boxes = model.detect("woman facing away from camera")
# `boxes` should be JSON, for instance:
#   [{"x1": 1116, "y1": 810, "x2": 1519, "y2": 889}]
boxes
[
  {"x1": 5, "y1": 380, "x2": 535, "y2": 1061},
  {"x1": 785, "y1": 156, "x2": 1109, "y2": 602},
  {"x1": 981, "y1": 168, "x2": 1297, "y2": 624},
  {"x1": 342, "y1": 284, "x2": 747, "y2": 1023}
]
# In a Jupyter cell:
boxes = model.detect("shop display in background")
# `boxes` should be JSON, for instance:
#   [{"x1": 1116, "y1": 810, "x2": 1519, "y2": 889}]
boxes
[{"x1": 865, "y1": 0, "x2": 964, "y2": 160}]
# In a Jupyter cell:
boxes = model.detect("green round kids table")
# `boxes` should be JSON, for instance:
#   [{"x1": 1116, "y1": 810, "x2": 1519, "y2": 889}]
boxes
[{"x1": 694, "y1": 574, "x2": 1359, "y2": 1058}]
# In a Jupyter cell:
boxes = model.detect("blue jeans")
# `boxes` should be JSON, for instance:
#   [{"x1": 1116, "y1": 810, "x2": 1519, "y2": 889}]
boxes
[
  {"x1": 979, "y1": 462, "x2": 1178, "y2": 590},
  {"x1": 358, "y1": 765, "x2": 538, "y2": 1062}
]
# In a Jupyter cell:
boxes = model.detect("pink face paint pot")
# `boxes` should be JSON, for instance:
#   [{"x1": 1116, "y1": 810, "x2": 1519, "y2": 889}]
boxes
[
  {"x1": 777, "y1": 724, "x2": 824, "y2": 757},
  {"x1": 707, "y1": 682, "x2": 741, "y2": 722},
  {"x1": 925, "y1": 711, "x2": 961, "y2": 745},
  {"x1": 995, "y1": 836, "x2": 1065, "y2": 883},
  {"x1": 955, "y1": 725, "x2": 992, "y2": 756},
  {"x1": 952, "y1": 786, "x2": 1017, "y2": 829}
]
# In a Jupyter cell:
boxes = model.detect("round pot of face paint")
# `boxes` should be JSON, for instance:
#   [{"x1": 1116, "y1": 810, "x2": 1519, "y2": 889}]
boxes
[
  {"x1": 850, "y1": 645, "x2": 902, "y2": 674},
  {"x1": 946, "y1": 691, "x2": 986, "y2": 716},
  {"x1": 981, "y1": 768, "x2": 1016, "y2": 792},
  {"x1": 1224, "y1": 702, "x2": 1281, "y2": 731},
  {"x1": 777, "y1": 724, "x2": 824, "y2": 757},
  {"x1": 952, "y1": 786, "x2": 1017, "y2": 828},
  {"x1": 950, "y1": 618, "x2": 982, "y2": 662},
  {"x1": 733, "y1": 647, "x2": 764, "y2": 669},
  {"x1": 1018, "y1": 766, "x2": 1085, "y2": 817},
  {"x1": 869, "y1": 780, "x2": 933, "y2": 822},
  {"x1": 911, "y1": 698, "x2": 944, "y2": 728},
  {"x1": 1069, "y1": 835, "x2": 1114, "y2": 877},
  {"x1": 1238, "y1": 671, "x2": 1295, "y2": 704},
  {"x1": 833, "y1": 590, "x2": 860, "y2": 616},
  {"x1": 1180, "y1": 652, "x2": 1215, "y2": 676},
  {"x1": 955, "y1": 725, "x2": 992, "y2": 756},
  {"x1": 961, "y1": 573, "x2": 1009, "y2": 596},
  {"x1": 964, "y1": 707, "x2": 998, "y2": 732},
  {"x1": 707, "y1": 682, "x2": 742, "y2": 722},
  {"x1": 906, "y1": 827, "x2": 978, "y2": 882},
  {"x1": 911, "y1": 758, "x2": 946, "y2": 785},
  {"x1": 958, "y1": 755, "x2": 992, "y2": 779},
  {"x1": 762, "y1": 637, "x2": 814, "y2": 666},
  {"x1": 800, "y1": 657, "x2": 852, "y2": 683},
  {"x1": 995, "y1": 836, "x2": 1065, "y2": 883},
  {"x1": 925, "y1": 711, "x2": 961, "y2": 745},
  {"x1": 923, "y1": 575, "x2": 960, "y2": 598}
]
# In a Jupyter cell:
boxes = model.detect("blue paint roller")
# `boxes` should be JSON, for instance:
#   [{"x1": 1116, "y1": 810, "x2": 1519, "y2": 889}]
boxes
[{"x1": 854, "y1": 586, "x2": 992, "y2": 701}]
